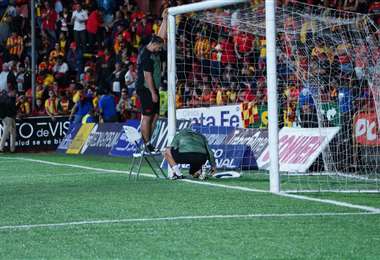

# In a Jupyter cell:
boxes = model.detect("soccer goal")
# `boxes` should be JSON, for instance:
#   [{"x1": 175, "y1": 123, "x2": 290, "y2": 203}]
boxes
[{"x1": 167, "y1": 0, "x2": 380, "y2": 193}]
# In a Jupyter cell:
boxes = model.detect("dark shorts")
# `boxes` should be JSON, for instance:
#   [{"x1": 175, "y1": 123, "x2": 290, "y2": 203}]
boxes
[
  {"x1": 171, "y1": 148, "x2": 208, "y2": 175},
  {"x1": 136, "y1": 88, "x2": 160, "y2": 116}
]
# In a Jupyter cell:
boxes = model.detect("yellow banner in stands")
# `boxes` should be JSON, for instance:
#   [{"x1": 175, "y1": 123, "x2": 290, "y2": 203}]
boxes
[{"x1": 66, "y1": 123, "x2": 95, "y2": 154}]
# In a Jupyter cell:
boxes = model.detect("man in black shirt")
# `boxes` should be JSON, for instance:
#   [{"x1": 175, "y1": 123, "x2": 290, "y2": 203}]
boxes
[
  {"x1": 0, "y1": 90, "x2": 16, "y2": 153},
  {"x1": 136, "y1": 35, "x2": 164, "y2": 152}
]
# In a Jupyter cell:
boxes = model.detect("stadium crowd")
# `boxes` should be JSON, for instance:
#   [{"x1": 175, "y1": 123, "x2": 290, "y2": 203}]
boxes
[{"x1": 0, "y1": 0, "x2": 378, "y2": 126}]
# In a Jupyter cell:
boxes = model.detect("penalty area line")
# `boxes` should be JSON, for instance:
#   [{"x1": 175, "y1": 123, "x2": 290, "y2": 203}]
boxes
[
  {"x1": 2, "y1": 157, "x2": 380, "y2": 213},
  {"x1": 0, "y1": 212, "x2": 379, "y2": 231}
]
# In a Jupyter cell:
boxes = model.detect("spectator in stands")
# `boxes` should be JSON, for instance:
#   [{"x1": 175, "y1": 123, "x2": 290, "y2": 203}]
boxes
[
  {"x1": 71, "y1": 3, "x2": 88, "y2": 50},
  {"x1": 129, "y1": 89, "x2": 141, "y2": 119},
  {"x1": 6, "y1": 31, "x2": 23, "y2": 59},
  {"x1": 159, "y1": 85, "x2": 168, "y2": 117},
  {"x1": 41, "y1": 1, "x2": 58, "y2": 43},
  {"x1": 86, "y1": 8, "x2": 103, "y2": 50},
  {"x1": 52, "y1": 55, "x2": 69, "y2": 86},
  {"x1": 66, "y1": 41, "x2": 83, "y2": 80},
  {"x1": 69, "y1": 89, "x2": 93, "y2": 124},
  {"x1": 109, "y1": 61, "x2": 126, "y2": 96},
  {"x1": 0, "y1": 63, "x2": 9, "y2": 92},
  {"x1": 98, "y1": 87, "x2": 118, "y2": 123},
  {"x1": 226, "y1": 85, "x2": 237, "y2": 104},
  {"x1": 210, "y1": 41, "x2": 223, "y2": 79},
  {"x1": 32, "y1": 98, "x2": 46, "y2": 116},
  {"x1": 16, "y1": 95, "x2": 30, "y2": 118},
  {"x1": 342, "y1": 0, "x2": 358, "y2": 11},
  {"x1": 49, "y1": 43, "x2": 63, "y2": 65},
  {"x1": 241, "y1": 82, "x2": 255, "y2": 103},
  {"x1": 234, "y1": 31, "x2": 255, "y2": 61},
  {"x1": 16, "y1": 63, "x2": 26, "y2": 94},
  {"x1": 216, "y1": 84, "x2": 227, "y2": 106},
  {"x1": 58, "y1": 31, "x2": 68, "y2": 53},
  {"x1": 116, "y1": 88, "x2": 132, "y2": 121},
  {"x1": 45, "y1": 89, "x2": 59, "y2": 121},
  {"x1": 8, "y1": 61, "x2": 17, "y2": 91},
  {"x1": 125, "y1": 62, "x2": 137, "y2": 96},
  {"x1": 299, "y1": 86, "x2": 318, "y2": 127},
  {"x1": 354, "y1": 41, "x2": 367, "y2": 81},
  {"x1": 82, "y1": 108, "x2": 97, "y2": 124},
  {"x1": 95, "y1": 48, "x2": 115, "y2": 86},
  {"x1": 58, "y1": 92, "x2": 72, "y2": 115}
]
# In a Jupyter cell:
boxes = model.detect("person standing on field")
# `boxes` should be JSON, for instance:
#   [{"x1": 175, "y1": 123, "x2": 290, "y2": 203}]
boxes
[
  {"x1": 135, "y1": 10, "x2": 167, "y2": 153},
  {"x1": 0, "y1": 90, "x2": 17, "y2": 153}
]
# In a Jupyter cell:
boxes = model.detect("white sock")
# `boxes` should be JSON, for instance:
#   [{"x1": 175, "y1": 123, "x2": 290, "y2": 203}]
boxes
[{"x1": 172, "y1": 164, "x2": 182, "y2": 176}]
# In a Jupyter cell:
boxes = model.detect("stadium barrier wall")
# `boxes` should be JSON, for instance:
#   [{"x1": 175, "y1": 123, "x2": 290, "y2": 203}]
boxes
[
  {"x1": 0, "y1": 116, "x2": 70, "y2": 151},
  {"x1": 52, "y1": 112, "x2": 344, "y2": 172},
  {"x1": 57, "y1": 118, "x2": 260, "y2": 170}
]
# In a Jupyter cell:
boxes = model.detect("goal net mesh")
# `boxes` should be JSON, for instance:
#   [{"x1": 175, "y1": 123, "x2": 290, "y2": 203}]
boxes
[{"x1": 173, "y1": 1, "x2": 380, "y2": 192}]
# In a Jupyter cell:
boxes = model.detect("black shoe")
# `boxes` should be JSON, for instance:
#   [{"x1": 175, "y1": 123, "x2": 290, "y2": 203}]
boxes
[
  {"x1": 170, "y1": 174, "x2": 185, "y2": 180},
  {"x1": 145, "y1": 144, "x2": 159, "y2": 154}
]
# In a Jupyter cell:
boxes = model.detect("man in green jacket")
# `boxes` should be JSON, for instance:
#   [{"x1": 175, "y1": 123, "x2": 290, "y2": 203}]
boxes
[{"x1": 163, "y1": 129, "x2": 217, "y2": 179}]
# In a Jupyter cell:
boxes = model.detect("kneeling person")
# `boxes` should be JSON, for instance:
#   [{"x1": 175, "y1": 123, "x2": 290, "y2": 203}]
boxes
[{"x1": 163, "y1": 129, "x2": 216, "y2": 179}]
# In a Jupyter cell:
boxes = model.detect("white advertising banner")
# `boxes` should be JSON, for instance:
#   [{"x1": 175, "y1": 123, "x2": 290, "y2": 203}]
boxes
[
  {"x1": 176, "y1": 105, "x2": 243, "y2": 128},
  {"x1": 257, "y1": 127, "x2": 340, "y2": 172}
]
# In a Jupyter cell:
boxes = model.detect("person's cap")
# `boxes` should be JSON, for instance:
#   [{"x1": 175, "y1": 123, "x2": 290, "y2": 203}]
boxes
[{"x1": 70, "y1": 42, "x2": 77, "y2": 49}]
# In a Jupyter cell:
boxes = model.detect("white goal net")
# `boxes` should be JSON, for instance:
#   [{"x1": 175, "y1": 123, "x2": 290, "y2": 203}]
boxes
[{"x1": 170, "y1": 0, "x2": 380, "y2": 192}]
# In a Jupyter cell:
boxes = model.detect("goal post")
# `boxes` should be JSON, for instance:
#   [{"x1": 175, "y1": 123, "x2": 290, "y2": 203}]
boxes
[{"x1": 265, "y1": 0, "x2": 280, "y2": 193}]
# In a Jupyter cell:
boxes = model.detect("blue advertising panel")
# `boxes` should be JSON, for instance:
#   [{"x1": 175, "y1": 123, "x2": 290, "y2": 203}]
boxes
[
  {"x1": 191, "y1": 124, "x2": 236, "y2": 145},
  {"x1": 110, "y1": 119, "x2": 192, "y2": 158},
  {"x1": 151, "y1": 119, "x2": 192, "y2": 149},
  {"x1": 161, "y1": 144, "x2": 255, "y2": 170},
  {"x1": 81, "y1": 123, "x2": 123, "y2": 155},
  {"x1": 226, "y1": 127, "x2": 268, "y2": 169},
  {"x1": 56, "y1": 122, "x2": 81, "y2": 153},
  {"x1": 209, "y1": 144, "x2": 246, "y2": 169},
  {"x1": 109, "y1": 120, "x2": 141, "y2": 157}
]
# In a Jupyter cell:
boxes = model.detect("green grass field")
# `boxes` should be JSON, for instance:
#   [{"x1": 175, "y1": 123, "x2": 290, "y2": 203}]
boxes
[{"x1": 0, "y1": 153, "x2": 380, "y2": 259}]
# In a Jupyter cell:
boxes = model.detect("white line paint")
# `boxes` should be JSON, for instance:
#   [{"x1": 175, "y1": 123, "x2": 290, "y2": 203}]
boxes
[
  {"x1": 285, "y1": 190, "x2": 380, "y2": 193},
  {"x1": 181, "y1": 178, "x2": 267, "y2": 193},
  {"x1": 1, "y1": 157, "x2": 380, "y2": 213},
  {"x1": 277, "y1": 193, "x2": 380, "y2": 213},
  {"x1": 0, "y1": 171, "x2": 117, "y2": 179},
  {"x1": 1, "y1": 212, "x2": 379, "y2": 231}
]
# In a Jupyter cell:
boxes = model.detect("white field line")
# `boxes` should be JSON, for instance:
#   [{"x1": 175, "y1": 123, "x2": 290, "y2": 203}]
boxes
[
  {"x1": 270, "y1": 172, "x2": 380, "y2": 183},
  {"x1": 0, "y1": 212, "x2": 379, "y2": 231},
  {"x1": 1, "y1": 157, "x2": 380, "y2": 213},
  {"x1": 286, "y1": 190, "x2": 380, "y2": 193},
  {"x1": 277, "y1": 193, "x2": 380, "y2": 213},
  {"x1": 0, "y1": 171, "x2": 118, "y2": 179}
]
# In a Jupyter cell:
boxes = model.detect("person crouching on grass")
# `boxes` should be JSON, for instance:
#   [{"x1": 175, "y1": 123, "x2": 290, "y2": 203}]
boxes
[{"x1": 163, "y1": 129, "x2": 217, "y2": 180}]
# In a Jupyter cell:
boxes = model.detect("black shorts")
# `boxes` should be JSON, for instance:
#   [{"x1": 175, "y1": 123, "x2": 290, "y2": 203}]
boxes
[
  {"x1": 171, "y1": 148, "x2": 208, "y2": 175},
  {"x1": 136, "y1": 88, "x2": 160, "y2": 116}
]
